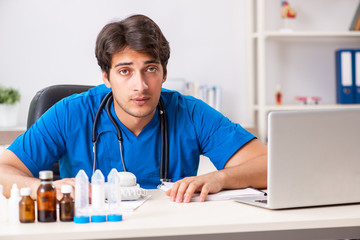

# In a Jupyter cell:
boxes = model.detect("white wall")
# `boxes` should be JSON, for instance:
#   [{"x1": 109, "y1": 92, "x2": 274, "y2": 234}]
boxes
[{"x1": 0, "y1": 0, "x2": 249, "y2": 127}]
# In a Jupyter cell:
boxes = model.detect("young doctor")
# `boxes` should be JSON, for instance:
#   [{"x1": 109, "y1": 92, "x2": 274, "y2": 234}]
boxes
[{"x1": 0, "y1": 14, "x2": 267, "y2": 203}]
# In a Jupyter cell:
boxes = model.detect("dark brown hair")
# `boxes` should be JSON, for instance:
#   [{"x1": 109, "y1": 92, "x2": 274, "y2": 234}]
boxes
[{"x1": 95, "y1": 14, "x2": 170, "y2": 78}]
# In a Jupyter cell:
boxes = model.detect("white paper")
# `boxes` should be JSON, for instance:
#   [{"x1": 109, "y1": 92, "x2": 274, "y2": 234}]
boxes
[
  {"x1": 121, "y1": 195, "x2": 152, "y2": 212},
  {"x1": 158, "y1": 182, "x2": 264, "y2": 201}
]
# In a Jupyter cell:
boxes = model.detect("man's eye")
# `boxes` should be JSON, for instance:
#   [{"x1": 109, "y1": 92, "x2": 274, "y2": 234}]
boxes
[
  {"x1": 147, "y1": 67, "x2": 157, "y2": 73},
  {"x1": 119, "y1": 69, "x2": 130, "y2": 75}
]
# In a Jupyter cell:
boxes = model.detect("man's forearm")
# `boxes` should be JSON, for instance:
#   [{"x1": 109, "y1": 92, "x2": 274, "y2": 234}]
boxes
[
  {"x1": 218, "y1": 154, "x2": 267, "y2": 190},
  {"x1": 0, "y1": 164, "x2": 39, "y2": 199}
]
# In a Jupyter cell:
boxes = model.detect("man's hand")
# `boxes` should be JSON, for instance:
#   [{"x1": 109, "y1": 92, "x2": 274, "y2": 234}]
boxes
[
  {"x1": 165, "y1": 171, "x2": 225, "y2": 203},
  {"x1": 53, "y1": 178, "x2": 76, "y2": 200},
  {"x1": 165, "y1": 139, "x2": 267, "y2": 203}
]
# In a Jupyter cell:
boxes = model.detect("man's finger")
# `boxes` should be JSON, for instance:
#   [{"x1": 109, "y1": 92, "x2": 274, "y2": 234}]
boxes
[
  {"x1": 198, "y1": 184, "x2": 210, "y2": 202},
  {"x1": 175, "y1": 181, "x2": 190, "y2": 203},
  {"x1": 183, "y1": 182, "x2": 200, "y2": 203}
]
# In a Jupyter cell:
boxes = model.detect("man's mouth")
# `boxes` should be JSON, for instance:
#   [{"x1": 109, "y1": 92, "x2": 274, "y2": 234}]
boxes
[{"x1": 132, "y1": 97, "x2": 150, "y2": 105}]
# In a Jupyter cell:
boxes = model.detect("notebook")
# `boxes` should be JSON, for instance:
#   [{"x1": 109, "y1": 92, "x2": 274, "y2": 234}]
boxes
[{"x1": 236, "y1": 109, "x2": 360, "y2": 209}]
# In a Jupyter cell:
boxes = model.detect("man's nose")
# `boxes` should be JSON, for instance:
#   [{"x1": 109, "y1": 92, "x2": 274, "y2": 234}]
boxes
[{"x1": 133, "y1": 72, "x2": 149, "y2": 91}]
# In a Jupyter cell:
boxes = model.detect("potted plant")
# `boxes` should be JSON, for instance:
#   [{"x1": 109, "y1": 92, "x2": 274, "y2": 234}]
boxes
[{"x1": 0, "y1": 86, "x2": 21, "y2": 127}]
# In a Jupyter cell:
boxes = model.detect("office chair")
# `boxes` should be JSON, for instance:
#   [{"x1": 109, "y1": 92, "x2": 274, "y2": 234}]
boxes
[{"x1": 27, "y1": 84, "x2": 94, "y2": 180}]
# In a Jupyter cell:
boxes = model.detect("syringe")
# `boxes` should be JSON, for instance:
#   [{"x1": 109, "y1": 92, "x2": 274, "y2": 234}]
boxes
[
  {"x1": 74, "y1": 170, "x2": 90, "y2": 224},
  {"x1": 107, "y1": 168, "x2": 122, "y2": 222},
  {"x1": 91, "y1": 169, "x2": 106, "y2": 222}
]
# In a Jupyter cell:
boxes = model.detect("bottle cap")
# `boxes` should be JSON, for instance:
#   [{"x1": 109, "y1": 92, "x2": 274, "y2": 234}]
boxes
[
  {"x1": 74, "y1": 216, "x2": 90, "y2": 224},
  {"x1": 61, "y1": 185, "x2": 73, "y2": 194},
  {"x1": 20, "y1": 187, "x2": 32, "y2": 196},
  {"x1": 39, "y1": 170, "x2": 53, "y2": 180},
  {"x1": 91, "y1": 215, "x2": 107, "y2": 223},
  {"x1": 107, "y1": 214, "x2": 122, "y2": 222}
]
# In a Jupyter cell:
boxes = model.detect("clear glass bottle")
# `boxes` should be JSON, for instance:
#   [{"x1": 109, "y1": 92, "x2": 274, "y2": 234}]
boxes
[
  {"x1": 60, "y1": 185, "x2": 74, "y2": 222},
  {"x1": 37, "y1": 170, "x2": 57, "y2": 222},
  {"x1": 19, "y1": 188, "x2": 35, "y2": 223}
]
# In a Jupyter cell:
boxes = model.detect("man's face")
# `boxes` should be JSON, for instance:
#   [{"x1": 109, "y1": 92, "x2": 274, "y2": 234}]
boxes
[{"x1": 102, "y1": 47, "x2": 166, "y2": 124}]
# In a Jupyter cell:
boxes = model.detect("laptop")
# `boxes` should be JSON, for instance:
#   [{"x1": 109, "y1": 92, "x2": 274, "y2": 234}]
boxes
[{"x1": 236, "y1": 109, "x2": 360, "y2": 209}]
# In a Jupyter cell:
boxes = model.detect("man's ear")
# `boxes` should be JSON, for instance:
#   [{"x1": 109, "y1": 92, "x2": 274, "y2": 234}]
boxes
[
  {"x1": 162, "y1": 74, "x2": 167, "y2": 84},
  {"x1": 102, "y1": 71, "x2": 111, "y2": 88}
]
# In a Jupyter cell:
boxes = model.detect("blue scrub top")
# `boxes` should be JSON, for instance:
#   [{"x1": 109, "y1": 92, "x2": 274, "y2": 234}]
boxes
[{"x1": 9, "y1": 84, "x2": 255, "y2": 189}]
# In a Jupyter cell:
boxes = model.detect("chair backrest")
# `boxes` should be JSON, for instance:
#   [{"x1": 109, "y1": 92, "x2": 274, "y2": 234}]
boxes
[
  {"x1": 27, "y1": 84, "x2": 94, "y2": 180},
  {"x1": 27, "y1": 84, "x2": 94, "y2": 129}
]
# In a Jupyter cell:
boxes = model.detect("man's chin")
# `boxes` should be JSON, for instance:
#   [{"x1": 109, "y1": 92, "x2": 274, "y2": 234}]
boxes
[{"x1": 128, "y1": 107, "x2": 156, "y2": 119}]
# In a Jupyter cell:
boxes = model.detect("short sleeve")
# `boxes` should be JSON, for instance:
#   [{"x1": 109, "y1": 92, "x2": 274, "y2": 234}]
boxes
[
  {"x1": 8, "y1": 99, "x2": 68, "y2": 177},
  {"x1": 189, "y1": 99, "x2": 255, "y2": 170}
]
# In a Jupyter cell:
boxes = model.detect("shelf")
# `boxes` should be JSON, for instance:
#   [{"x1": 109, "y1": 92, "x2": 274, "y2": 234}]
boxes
[
  {"x1": 247, "y1": 0, "x2": 360, "y2": 141},
  {"x1": 252, "y1": 31, "x2": 360, "y2": 39},
  {"x1": 0, "y1": 126, "x2": 26, "y2": 131},
  {"x1": 254, "y1": 104, "x2": 360, "y2": 112},
  {"x1": 0, "y1": 127, "x2": 25, "y2": 145}
]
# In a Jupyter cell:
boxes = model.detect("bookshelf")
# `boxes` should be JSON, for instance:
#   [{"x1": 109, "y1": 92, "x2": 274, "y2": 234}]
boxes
[{"x1": 246, "y1": 0, "x2": 360, "y2": 141}]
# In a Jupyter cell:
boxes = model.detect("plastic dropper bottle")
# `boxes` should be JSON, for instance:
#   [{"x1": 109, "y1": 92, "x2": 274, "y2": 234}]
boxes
[
  {"x1": 0, "y1": 185, "x2": 8, "y2": 223},
  {"x1": 74, "y1": 170, "x2": 90, "y2": 224},
  {"x1": 107, "y1": 168, "x2": 122, "y2": 222},
  {"x1": 8, "y1": 184, "x2": 21, "y2": 223},
  {"x1": 19, "y1": 187, "x2": 35, "y2": 223},
  {"x1": 91, "y1": 169, "x2": 106, "y2": 223},
  {"x1": 37, "y1": 170, "x2": 57, "y2": 222},
  {"x1": 59, "y1": 185, "x2": 74, "y2": 222}
]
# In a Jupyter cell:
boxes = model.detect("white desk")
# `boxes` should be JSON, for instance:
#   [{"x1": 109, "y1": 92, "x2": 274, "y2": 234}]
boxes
[{"x1": 1, "y1": 189, "x2": 360, "y2": 240}]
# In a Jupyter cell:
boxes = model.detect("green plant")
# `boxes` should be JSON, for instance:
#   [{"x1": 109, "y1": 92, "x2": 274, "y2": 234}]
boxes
[{"x1": 0, "y1": 86, "x2": 20, "y2": 104}]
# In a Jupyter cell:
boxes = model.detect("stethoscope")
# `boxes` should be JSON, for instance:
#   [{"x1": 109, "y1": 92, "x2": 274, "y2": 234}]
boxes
[{"x1": 91, "y1": 91, "x2": 170, "y2": 183}]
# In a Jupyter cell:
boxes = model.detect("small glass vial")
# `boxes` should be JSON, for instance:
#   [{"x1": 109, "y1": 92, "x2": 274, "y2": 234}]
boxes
[
  {"x1": 37, "y1": 170, "x2": 57, "y2": 222},
  {"x1": 19, "y1": 188, "x2": 35, "y2": 223},
  {"x1": 60, "y1": 185, "x2": 74, "y2": 222}
]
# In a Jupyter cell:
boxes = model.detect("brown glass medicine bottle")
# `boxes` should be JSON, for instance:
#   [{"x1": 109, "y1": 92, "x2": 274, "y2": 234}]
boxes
[
  {"x1": 19, "y1": 187, "x2": 35, "y2": 223},
  {"x1": 37, "y1": 170, "x2": 57, "y2": 222},
  {"x1": 60, "y1": 185, "x2": 74, "y2": 222}
]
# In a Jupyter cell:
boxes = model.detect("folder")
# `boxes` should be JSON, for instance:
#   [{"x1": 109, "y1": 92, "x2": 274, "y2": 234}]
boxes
[
  {"x1": 354, "y1": 50, "x2": 360, "y2": 103},
  {"x1": 336, "y1": 49, "x2": 355, "y2": 104}
]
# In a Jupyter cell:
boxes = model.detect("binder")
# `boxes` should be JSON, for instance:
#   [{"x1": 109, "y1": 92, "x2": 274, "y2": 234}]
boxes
[
  {"x1": 355, "y1": 50, "x2": 360, "y2": 103},
  {"x1": 336, "y1": 49, "x2": 355, "y2": 104}
]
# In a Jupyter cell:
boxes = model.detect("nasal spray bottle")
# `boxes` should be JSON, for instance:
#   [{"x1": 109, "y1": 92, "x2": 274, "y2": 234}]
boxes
[
  {"x1": 91, "y1": 170, "x2": 106, "y2": 223},
  {"x1": 107, "y1": 168, "x2": 122, "y2": 222},
  {"x1": 0, "y1": 185, "x2": 8, "y2": 223},
  {"x1": 74, "y1": 170, "x2": 90, "y2": 224},
  {"x1": 8, "y1": 184, "x2": 21, "y2": 223}
]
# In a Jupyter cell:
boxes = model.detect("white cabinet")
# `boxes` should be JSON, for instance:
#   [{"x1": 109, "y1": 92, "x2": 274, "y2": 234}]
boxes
[{"x1": 247, "y1": 0, "x2": 360, "y2": 141}]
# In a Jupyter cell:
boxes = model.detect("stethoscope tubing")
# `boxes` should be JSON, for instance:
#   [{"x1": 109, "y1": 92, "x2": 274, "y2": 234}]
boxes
[{"x1": 92, "y1": 91, "x2": 169, "y2": 182}]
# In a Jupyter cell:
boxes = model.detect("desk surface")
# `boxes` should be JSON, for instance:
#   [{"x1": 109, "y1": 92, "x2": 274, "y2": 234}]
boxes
[{"x1": 1, "y1": 189, "x2": 360, "y2": 240}]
